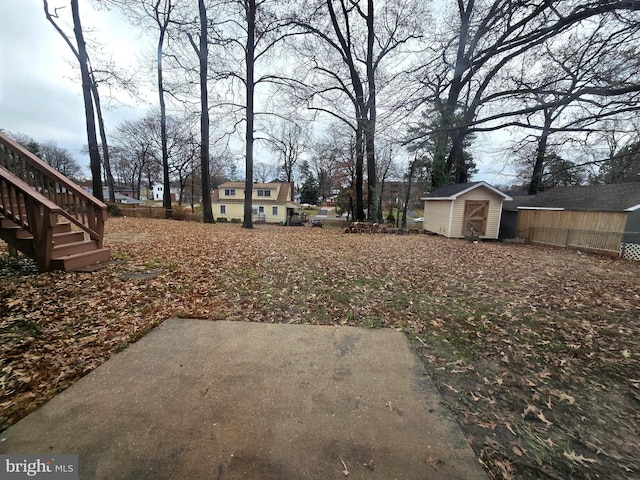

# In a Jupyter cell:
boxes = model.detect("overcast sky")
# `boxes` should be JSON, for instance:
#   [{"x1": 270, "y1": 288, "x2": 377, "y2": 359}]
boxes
[
  {"x1": 0, "y1": 0, "x2": 512, "y2": 184},
  {"x1": 0, "y1": 0, "x2": 147, "y2": 166}
]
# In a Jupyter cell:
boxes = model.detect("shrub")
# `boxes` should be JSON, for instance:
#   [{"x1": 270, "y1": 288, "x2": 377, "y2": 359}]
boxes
[
  {"x1": 172, "y1": 204, "x2": 200, "y2": 221},
  {"x1": 386, "y1": 211, "x2": 395, "y2": 224},
  {"x1": 106, "y1": 202, "x2": 122, "y2": 217},
  {"x1": 216, "y1": 217, "x2": 228, "y2": 223}
]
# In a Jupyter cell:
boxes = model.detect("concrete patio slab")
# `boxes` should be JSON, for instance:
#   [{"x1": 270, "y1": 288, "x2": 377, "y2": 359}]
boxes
[{"x1": 0, "y1": 319, "x2": 486, "y2": 479}]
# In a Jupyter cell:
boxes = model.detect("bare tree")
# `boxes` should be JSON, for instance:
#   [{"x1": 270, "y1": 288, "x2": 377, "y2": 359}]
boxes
[
  {"x1": 39, "y1": 142, "x2": 84, "y2": 182},
  {"x1": 292, "y1": 0, "x2": 425, "y2": 220},
  {"x1": 213, "y1": 0, "x2": 294, "y2": 228},
  {"x1": 265, "y1": 119, "x2": 308, "y2": 183},
  {"x1": 112, "y1": 114, "x2": 162, "y2": 199},
  {"x1": 43, "y1": 0, "x2": 104, "y2": 199},
  {"x1": 253, "y1": 161, "x2": 277, "y2": 182},
  {"x1": 186, "y1": 0, "x2": 215, "y2": 222},
  {"x1": 409, "y1": 0, "x2": 640, "y2": 185}
]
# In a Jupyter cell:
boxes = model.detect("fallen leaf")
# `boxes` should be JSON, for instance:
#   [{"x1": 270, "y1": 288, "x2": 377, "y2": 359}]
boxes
[
  {"x1": 537, "y1": 411, "x2": 553, "y2": 427},
  {"x1": 425, "y1": 456, "x2": 443, "y2": 471},
  {"x1": 362, "y1": 459, "x2": 374, "y2": 470},
  {"x1": 563, "y1": 450, "x2": 598, "y2": 466}
]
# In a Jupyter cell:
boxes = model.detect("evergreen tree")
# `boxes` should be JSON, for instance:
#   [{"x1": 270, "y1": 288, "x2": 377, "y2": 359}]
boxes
[{"x1": 300, "y1": 176, "x2": 319, "y2": 205}]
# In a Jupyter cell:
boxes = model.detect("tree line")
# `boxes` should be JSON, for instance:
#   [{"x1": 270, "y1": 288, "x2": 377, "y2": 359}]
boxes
[{"x1": 30, "y1": 0, "x2": 640, "y2": 227}]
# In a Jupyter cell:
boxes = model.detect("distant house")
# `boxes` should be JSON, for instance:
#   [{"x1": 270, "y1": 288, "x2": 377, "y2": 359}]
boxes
[
  {"x1": 112, "y1": 193, "x2": 143, "y2": 205},
  {"x1": 501, "y1": 183, "x2": 640, "y2": 259},
  {"x1": 380, "y1": 181, "x2": 425, "y2": 205},
  {"x1": 211, "y1": 182, "x2": 300, "y2": 223},
  {"x1": 85, "y1": 188, "x2": 144, "y2": 205},
  {"x1": 422, "y1": 182, "x2": 512, "y2": 239},
  {"x1": 151, "y1": 184, "x2": 180, "y2": 202}
]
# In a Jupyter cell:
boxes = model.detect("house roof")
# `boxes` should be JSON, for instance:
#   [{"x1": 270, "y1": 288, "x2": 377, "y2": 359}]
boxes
[
  {"x1": 504, "y1": 183, "x2": 640, "y2": 212},
  {"x1": 422, "y1": 181, "x2": 512, "y2": 201}
]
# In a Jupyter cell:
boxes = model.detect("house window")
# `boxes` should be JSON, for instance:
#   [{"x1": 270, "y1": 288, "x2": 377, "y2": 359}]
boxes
[
  {"x1": 224, "y1": 189, "x2": 236, "y2": 196},
  {"x1": 252, "y1": 208, "x2": 258, "y2": 215},
  {"x1": 257, "y1": 189, "x2": 271, "y2": 197},
  {"x1": 220, "y1": 205, "x2": 226, "y2": 214},
  {"x1": 272, "y1": 206, "x2": 278, "y2": 216},
  {"x1": 258, "y1": 206, "x2": 265, "y2": 214}
]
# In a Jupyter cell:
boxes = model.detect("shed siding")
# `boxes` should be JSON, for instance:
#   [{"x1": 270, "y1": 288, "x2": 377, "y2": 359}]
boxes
[
  {"x1": 424, "y1": 200, "x2": 453, "y2": 237},
  {"x1": 450, "y1": 189, "x2": 504, "y2": 239}
]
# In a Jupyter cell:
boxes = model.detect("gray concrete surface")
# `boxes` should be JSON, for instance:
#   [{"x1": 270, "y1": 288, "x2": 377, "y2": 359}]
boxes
[{"x1": 0, "y1": 319, "x2": 487, "y2": 479}]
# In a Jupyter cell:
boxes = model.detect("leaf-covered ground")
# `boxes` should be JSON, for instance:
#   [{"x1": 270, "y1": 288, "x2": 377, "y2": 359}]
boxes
[{"x1": 1, "y1": 217, "x2": 639, "y2": 479}]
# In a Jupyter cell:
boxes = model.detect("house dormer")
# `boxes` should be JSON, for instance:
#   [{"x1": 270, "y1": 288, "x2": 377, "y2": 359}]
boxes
[{"x1": 211, "y1": 182, "x2": 299, "y2": 223}]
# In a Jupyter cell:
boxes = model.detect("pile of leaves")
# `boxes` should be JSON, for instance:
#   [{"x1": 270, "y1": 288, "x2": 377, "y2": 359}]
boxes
[{"x1": 1, "y1": 217, "x2": 638, "y2": 479}]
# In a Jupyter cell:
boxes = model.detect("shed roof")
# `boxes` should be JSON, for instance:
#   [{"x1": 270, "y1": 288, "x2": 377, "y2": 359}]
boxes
[
  {"x1": 422, "y1": 181, "x2": 512, "y2": 201},
  {"x1": 504, "y1": 183, "x2": 640, "y2": 212}
]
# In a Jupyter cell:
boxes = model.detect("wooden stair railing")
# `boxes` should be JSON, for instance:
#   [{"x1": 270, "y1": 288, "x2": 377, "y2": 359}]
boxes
[
  {"x1": 0, "y1": 132, "x2": 109, "y2": 271},
  {"x1": 0, "y1": 166, "x2": 60, "y2": 271}
]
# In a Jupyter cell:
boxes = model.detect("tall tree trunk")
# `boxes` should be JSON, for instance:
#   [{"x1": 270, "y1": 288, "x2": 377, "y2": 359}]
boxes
[
  {"x1": 136, "y1": 166, "x2": 143, "y2": 200},
  {"x1": 529, "y1": 112, "x2": 553, "y2": 195},
  {"x1": 243, "y1": 0, "x2": 256, "y2": 229},
  {"x1": 365, "y1": 0, "x2": 377, "y2": 221},
  {"x1": 197, "y1": 0, "x2": 214, "y2": 223},
  {"x1": 355, "y1": 120, "x2": 365, "y2": 221},
  {"x1": 154, "y1": 1, "x2": 172, "y2": 216},
  {"x1": 89, "y1": 74, "x2": 115, "y2": 202},
  {"x1": 402, "y1": 156, "x2": 417, "y2": 229},
  {"x1": 448, "y1": 131, "x2": 469, "y2": 184},
  {"x1": 442, "y1": 1, "x2": 473, "y2": 184},
  {"x1": 71, "y1": 0, "x2": 103, "y2": 200}
]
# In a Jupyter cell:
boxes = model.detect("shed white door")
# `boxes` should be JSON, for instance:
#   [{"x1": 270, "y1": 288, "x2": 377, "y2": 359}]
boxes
[{"x1": 463, "y1": 200, "x2": 489, "y2": 236}]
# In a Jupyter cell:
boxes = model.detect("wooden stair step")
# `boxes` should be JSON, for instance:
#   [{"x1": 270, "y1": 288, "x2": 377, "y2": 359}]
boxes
[
  {"x1": 52, "y1": 239, "x2": 98, "y2": 258},
  {"x1": 53, "y1": 231, "x2": 85, "y2": 245},
  {"x1": 1, "y1": 217, "x2": 21, "y2": 229},
  {"x1": 15, "y1": 229, "x2": 33, "y2": 240},
  {"x1": 52, "y1": 221, "x2": 72, "y2": 234},
  {"x1": 50, "y1": 248, "x2": 111, "y2": 271}
]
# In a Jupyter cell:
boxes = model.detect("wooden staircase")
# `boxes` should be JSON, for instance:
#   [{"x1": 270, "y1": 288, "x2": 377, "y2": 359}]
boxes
[{"x1": 0, "y1": 132, "x2": 110, "y2": 272}]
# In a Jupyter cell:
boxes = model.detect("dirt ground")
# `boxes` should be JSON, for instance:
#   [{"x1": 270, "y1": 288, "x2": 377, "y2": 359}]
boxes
[{"x1": 1, "y1": 217, "x2": 639, "y2": 479}]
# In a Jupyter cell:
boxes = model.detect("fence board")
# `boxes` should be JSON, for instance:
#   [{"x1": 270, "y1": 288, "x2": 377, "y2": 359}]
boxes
[{"x1": 516, "y1": 210, "x2": 628, "y2": 253}]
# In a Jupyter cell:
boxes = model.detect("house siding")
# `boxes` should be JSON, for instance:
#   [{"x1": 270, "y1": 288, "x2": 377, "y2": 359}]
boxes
[
  {"x1": 212, "y1": 182, "x2": 295, "y2": 224},
  {"x1": 424, "y1": 201, "x2": 453, "y2": 237},
  {"x1": 217, "y1": 202, "x2": 285, "y2": 223}
]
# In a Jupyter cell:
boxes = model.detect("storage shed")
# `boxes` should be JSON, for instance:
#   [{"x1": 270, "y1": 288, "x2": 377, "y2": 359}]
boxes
[
  {"x1": 422, "y1": 182, "x2": 512, "y2": 239},
  {"x1": 502, "y1": 183, "x2": 640, "y2": 259}
]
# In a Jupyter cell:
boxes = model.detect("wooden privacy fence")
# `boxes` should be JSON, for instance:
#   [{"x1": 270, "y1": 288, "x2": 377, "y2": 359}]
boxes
[
  {"x1": 515, "y1": 209, "x2": 635, "y2": 256},
  {"x1": 117, "y1": 204, "x2": 168, "y2": 219},
  {"x1": 519, "y1": 226, "x2": 625, "y2": 255},
  {"x1": 116, "y1": 204, "x2": 202, "y2": 221}
]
